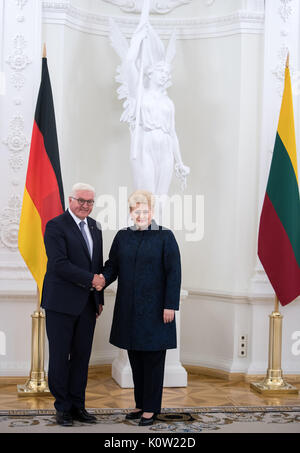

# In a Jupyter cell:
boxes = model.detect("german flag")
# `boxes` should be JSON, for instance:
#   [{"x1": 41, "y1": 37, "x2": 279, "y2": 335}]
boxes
[
  {"x1": 18, "y1": 52, "x2": 65, "y2": 299},
  {"x1": 258, "y1": 55, "x2": 300, "y2": 306}
]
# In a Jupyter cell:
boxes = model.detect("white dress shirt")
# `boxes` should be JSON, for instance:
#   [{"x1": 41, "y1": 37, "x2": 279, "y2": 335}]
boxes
[{"x1": 68, "y1": 208, "x2": 93, "y2": 258}]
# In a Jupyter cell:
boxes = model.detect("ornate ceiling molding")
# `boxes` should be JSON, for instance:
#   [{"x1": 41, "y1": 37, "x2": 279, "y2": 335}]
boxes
[
  {"x1": 102, "y1": 0, "x2": 192, "y2": 14},
  {"x1": 42, "y1": 1, "x2": 265, "y2": 39}
]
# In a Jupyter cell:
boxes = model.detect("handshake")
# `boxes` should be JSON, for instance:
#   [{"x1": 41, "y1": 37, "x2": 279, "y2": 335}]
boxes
[{"x1": 92, "y1": 273, "x2": 106, "y2": 291}]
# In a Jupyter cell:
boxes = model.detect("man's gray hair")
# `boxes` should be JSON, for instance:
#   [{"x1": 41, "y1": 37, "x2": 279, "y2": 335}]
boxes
[{"x1": 71, "y1": 183, "x2": 95, "y2": 197}]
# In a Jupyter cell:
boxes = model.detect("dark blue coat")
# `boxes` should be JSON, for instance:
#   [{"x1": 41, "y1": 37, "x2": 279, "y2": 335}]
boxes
[
  {"x1": 102, "y1": 220, "x2": 181, "y2": 351},
  {"x1": 41, "y1": 210, "x2": 104, "y2": 316}
]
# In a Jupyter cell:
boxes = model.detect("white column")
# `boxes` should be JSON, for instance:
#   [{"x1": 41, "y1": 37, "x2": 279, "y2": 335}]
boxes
[
  {"x1": 0, "y1": 0, "x2": 42, "y2": 377},
  {"x1": 112, "y1": 290, "x2": 188, "y2": 388},
  {"x1": 0, "y1": 0, "x2": 42, "y2": 293}
]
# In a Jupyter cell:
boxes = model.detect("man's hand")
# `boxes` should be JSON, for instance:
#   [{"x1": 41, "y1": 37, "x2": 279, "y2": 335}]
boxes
[
  {"x1": 163, "y1": 309, "x2": 175, "y2": 324},
  {"x1": 96, "y1": 304, "x2": 103, "y2": 319},
  {"x1": 92, "y1": 274, "x2": 106, "y2": 291}
]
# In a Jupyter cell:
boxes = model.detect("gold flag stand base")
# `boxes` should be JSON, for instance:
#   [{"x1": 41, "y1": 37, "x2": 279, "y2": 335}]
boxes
[
  {"x1": 250, "y1": 380, "x2": 298, "y2": 395},
  {"x1": 250, "y1": 297, "x2": 299, "y2": 396},
  {"x1": 17, "y1": 308, "x2": 51, "y2": 397},
  {"x1": 17, "y1": 376, "x2": 50, "y2": 397}
]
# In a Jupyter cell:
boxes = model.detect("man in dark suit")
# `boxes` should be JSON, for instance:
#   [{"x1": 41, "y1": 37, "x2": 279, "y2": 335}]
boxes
[{"x1": 41, "y1": 183, "x2": 105, "y2": 427}]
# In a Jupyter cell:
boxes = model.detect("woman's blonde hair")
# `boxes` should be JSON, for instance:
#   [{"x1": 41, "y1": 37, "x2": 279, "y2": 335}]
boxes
[{"x1": 128, "y1": 190, "x2": 155, "y2": 211}]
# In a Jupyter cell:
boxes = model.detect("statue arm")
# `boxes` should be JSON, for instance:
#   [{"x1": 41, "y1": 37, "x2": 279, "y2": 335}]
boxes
[
  {"x1": 171, "y1": 112, "x2": 190, "y2": 188},
  {"x1": 172, "y1": 129, "x2": 184, "y2": 166},
  {"x1": 125, "y1": 25, "x2": 148, "y2": 98},
  {"x1": 171, "y1": 109, "x2": 189, "y2": 168}
]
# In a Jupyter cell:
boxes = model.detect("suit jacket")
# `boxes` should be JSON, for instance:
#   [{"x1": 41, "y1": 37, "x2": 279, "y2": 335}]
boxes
[
  {"x1": 102, "y1": 220, "x2": 181, "y2": 351},
  {"x1": 41, "y1": 210, "x2": 104, "y2": 316}
]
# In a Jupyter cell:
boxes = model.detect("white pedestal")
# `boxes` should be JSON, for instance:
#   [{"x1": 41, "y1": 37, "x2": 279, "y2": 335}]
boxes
[{"x1": 112, "y1": 290, "x2": 188, "y2": 388}]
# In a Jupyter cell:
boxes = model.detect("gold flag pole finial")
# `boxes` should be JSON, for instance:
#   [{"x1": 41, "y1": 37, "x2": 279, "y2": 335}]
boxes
[{"x1": 43, "y1": 43, "x2": 47, "y2": 58}]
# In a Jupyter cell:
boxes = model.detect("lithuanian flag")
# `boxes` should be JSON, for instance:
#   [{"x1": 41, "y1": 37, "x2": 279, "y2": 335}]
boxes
[
  {"x1": 18, "y1": 53, "x2": 65, "y2": 299},
  {"x1": 258, "y1": 55, "x2": 300, "y2": 306}
]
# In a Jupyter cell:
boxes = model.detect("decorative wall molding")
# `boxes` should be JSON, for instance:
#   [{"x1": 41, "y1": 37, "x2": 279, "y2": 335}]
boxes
[
  {"x1": 3, "y1": 113, "x2": 28, "y2": 177},
  {"x1": 0, "y1": 2, "x2": 32, "y2": 253},
  {"x1": 6, "y1": 34, "x2": 31, "y2": 72},
  {"x1": 42, "y1": 1, "x2": 265, "y2": 39},
  {"x1": 278, "y1": 0, "x2": 293, "y2": 22},
  {"x1": 102, "y1": 0, "x2": 192, "y2": 14},
  {"x1": 204, "y1": 0, "x2": 215, "y2": 6},
  {"x1": 14, "y1": 0, "x2": 29, "y2": 10},
  {"x1": 0, "y1": 195, "x2": 22, "y2": 251},
  {"x1": 186, "y1": 288, "x2": 300, "y2": 305},
  {"x1": 272, "y1": 0, "x2": 297, "y2": 96},
  {"x1": 0, "y1": 262, "x2": 32, "y2": 281}
]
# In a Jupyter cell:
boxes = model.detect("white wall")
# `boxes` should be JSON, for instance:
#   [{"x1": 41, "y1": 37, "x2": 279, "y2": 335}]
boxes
[
  {"x1": 41, "y1": 0, "x2": 265, "y2": 294},
  {"x1": 0, "y1": 0, "x2": 299, "y2": 378}
]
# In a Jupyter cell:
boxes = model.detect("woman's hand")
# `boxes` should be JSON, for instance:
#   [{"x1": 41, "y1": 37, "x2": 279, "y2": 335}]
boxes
[
  {"x1": 163, "y1": 309, "x2": 175, "y2": 324},
  {"x1": 92, "y1": 273, "x2": 106, "y2": 291}
]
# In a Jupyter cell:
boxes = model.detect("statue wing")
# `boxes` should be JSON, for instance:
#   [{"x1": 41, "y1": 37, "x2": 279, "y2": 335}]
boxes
[
  {"x1": 166, "y1": 30, "x2": 177, "y2": 65},
  {"x1": 109, "y1": 18, "x2": 129, "y2": 60},
  {"x1": 109, "y1": 19, "x2": 136, "y2": 125}
]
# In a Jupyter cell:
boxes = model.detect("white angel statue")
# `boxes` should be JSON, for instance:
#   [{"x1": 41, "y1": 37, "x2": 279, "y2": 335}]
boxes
[{"x1": 109, "y1": 0, "x2": 190, "y2": 198}]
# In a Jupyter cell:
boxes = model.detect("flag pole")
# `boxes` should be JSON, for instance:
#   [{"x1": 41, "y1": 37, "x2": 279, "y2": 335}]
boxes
[
  {"x1": 17, "y1": 42, "x2": 51, "y2": 397},
  {"x1": 250, "y1": 50, "x2": 298, "y2": 395},
  {"x1": 250, "y1": 294, "x2": 298, "y2": 395},
  {"x1": 17, "y1": 286, "x2": 50, "y2": 396}
]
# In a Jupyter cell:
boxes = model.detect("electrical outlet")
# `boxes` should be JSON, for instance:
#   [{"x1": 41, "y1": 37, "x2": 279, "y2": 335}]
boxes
[{"x1": 238, "y1": 334, "x2": 248, "y2": 358}]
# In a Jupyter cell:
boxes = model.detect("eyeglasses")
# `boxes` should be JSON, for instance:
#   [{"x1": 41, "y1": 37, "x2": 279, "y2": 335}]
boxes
[
  {"x1": 132, "y1": 210, "x2": 150, "y2": 216},
  {"x1": 71, "y1": 197, "x2": 94, "y2": 207}
]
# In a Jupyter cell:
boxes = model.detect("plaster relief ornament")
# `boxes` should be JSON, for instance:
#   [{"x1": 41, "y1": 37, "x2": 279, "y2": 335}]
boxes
[
  {"x1": 109, "y1": 0, "x2": 190, "y2": 199},
  {"x1": 103, "y1": 0, "x2": 191, "y2": 14},
  {"x1": 0, "y1": 194, "x2": 22, "y2": 250}
]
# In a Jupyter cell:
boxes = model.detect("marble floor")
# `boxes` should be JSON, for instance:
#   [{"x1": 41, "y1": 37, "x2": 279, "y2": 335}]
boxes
[{"x1": 0, "y1": 368, "x2": 300, "y2": 411}]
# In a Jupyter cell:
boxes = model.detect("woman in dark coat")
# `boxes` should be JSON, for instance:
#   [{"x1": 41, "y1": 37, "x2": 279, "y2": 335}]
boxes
[{"x1": 100, "y1": 190, "x2": 181, "y2": 426}]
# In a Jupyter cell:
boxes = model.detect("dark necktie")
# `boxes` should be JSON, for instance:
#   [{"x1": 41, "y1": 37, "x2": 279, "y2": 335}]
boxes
[{"x1": 79, "y1": 221, "x2": 92, "y2": 258}]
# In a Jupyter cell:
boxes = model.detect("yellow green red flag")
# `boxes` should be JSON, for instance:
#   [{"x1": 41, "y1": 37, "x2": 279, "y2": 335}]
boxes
[{"x1": 258, "y1": 55, "x2": 300, "y2": 306}]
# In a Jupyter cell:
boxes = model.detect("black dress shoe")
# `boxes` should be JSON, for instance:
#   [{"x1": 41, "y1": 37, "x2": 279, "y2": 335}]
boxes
[
  {"x1": 56, "y1": 411, "x2": 73, "y2": 427},
  {"x1": 125, "y1": 410, "x2": 143, "y2": 420},
  {"x1": 71, "y1": 408, "x2": 97, "y2": 424},
  {"x1": 139, "y1": 414, "x2": 156, "y2": 426}
]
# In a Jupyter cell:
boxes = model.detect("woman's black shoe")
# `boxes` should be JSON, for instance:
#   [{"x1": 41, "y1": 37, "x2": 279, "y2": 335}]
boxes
[
  {"x1": 125, "y1": 410, "x2": 143, "y2": 420},
  {"x1": 139, "y1": 414, "x2": 156, "y2": 426}
]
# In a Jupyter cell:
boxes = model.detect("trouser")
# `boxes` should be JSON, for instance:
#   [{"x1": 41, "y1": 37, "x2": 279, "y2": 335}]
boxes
[
  {"x1": 127, "y1": 350, "x2": 167, "y2": 414},
  {"x1": 45, "y1": 296, "x2": 96, "y2": 412}
]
